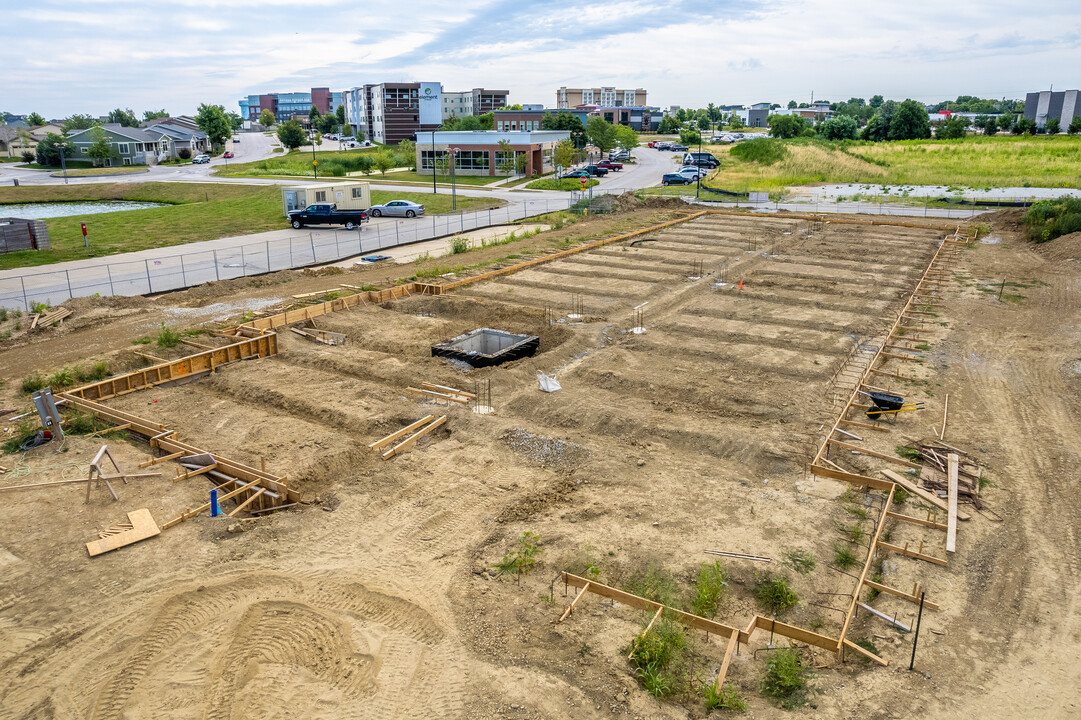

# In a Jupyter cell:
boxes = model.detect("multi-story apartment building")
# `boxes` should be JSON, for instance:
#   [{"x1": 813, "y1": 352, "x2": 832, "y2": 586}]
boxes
[
  {"x1": 342, "y1": 82, "x2": 443, "y2": 144},
  {"x1": 441, "y1": 88, "x2": 509, "y2": 120},
  {"x1": 556, "y1": 87, "x2": 647, "y2": 109},
  {"x1": 239, "y1": 88, "x2": 342, "y2": 123}
]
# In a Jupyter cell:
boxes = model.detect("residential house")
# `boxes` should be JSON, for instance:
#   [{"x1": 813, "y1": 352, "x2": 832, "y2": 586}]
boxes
[
  {"x1": 150, "y1": 123, "x2": 209, "y2": 157},
  {"x1": 144, "y1": 115, "x2": 201, "y2": 132},
  {"x1": 65, "y1": 124, "x2": 172, "y2": 166}
]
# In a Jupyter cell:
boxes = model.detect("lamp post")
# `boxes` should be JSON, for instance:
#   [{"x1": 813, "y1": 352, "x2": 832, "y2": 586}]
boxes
[
  {"x1": 311, "y1": 129, "x2": 318, "y2": 180},
  {"x1": 431, "y1": 130, "x2": 437, "y2": 195},
  {"x1": 58, "y1": 141, "x2": 70, "y2": 185},
  {"x1": 696, "y1": 132, "x2": 702, "y2": 199},
  {"x1": 448, "y1": 148, "x2": 457, "y2": 210}
]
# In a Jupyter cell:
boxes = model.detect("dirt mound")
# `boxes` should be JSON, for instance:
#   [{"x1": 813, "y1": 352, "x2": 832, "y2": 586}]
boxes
[
  {"x1": 614, "y1": 193, "x2": 689, "y2": 212},
  {"x1": 984, "y1": 208, "x2": 1026, "y2": 235},
  {"x1": 1031, "y1": 231, "x2": 1081, "y2": 262}
]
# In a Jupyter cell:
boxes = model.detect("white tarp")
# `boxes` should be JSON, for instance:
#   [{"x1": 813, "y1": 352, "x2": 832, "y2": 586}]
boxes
[{"x1": 537, "y1": 372, "x2": 561, "y2": 393}]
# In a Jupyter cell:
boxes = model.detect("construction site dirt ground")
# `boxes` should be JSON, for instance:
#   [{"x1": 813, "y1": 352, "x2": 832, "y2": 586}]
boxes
[{"x1": 1, "y1": 208, "x2": 1079, "y2": 719}]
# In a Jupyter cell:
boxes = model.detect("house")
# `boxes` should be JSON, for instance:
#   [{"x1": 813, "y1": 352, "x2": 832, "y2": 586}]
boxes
[
  {"x1": 150, "y1": 123, "x2": 209, "y2": 156},
  {"x1": 65, "y1": 124, "x2": 172, "y2": 166}
]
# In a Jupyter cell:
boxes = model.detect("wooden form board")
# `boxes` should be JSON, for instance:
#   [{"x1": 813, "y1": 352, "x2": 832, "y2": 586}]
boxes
[
  {"x1": 368, "y1": 416, "x2": 434, "y2": 451},
  {"x1": 67, "y1": 331, "x2": 277, "y2": 402},
  {"x1": 86, "y1": 508, "x2": 160, "y2": 556},
  {"x1": 837, "y1": 484, "x2": 895, "y2": 650},
  {"x1": 877, "y1": 540, "x2": 949, "y2": 566},
  {"x1": 810, "y1": 464, "x2": 895, "y2": 492},
  {"x1": 827, "y1": 439, "x2": 922, "y2": 469},
  {"x1": 405, "y1": 387, "x2": 470, "y2": 404},
  {"x1": 881, "y1": 469, "x2": 970, "y2": 520},
  {"x1": 382, "y1": 416, "x2": 446, "y2": 460},
  {"x1": 947, "y1": 453, "x2": 959, "y2": 553},
  {"x1": 863, "y1": 579, "x2": 940, "y2": 611}
]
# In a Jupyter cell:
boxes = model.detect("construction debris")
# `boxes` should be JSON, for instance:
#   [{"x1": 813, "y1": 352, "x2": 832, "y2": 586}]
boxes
[{"x1": 29, "y1": 306, "x2": 71, "y2": 331}]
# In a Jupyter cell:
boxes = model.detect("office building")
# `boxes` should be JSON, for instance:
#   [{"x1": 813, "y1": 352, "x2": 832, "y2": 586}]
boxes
[
  {"x1": 442, "y1": 88, "x2": 510, "y2": 119},
  {"x1": 557, "y1": 87, "x2": 647, "y2": 109},
  {"x1": 342, "y1": 82, "x2": 443, "y2": 144},
  {"x1": 416, "y1": 130, "x2": 569, "y2": 177},
  {"x1": 239, "y1": 88, "x2": 342, "y2": 124},
  {"x1": 1024, "y1": 89, "x2": 1079, "y2": 129}
]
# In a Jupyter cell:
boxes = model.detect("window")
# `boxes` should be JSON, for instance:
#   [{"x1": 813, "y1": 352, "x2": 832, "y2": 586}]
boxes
[
  {"x1": 495, "y1": 150, "x2": 514, "y2": 172},
  {"x1": 420, "y1": 149, "x2": 448, "y2": 169},
  {"x1": 315, "y1": 191, "x2": 327, "y2": 202},
  {"x1": 80, "y1": 146, "x2": 88, "y2": 154},
  {"x1": 117, "y1": 143, "x2": 129, "y2": 154},
  {"x1": 351, "y1": 187, "x2": 364, "y2": 199},
  {"x1": 454, "y1": 150, "x2": 488, "y2": 170}
]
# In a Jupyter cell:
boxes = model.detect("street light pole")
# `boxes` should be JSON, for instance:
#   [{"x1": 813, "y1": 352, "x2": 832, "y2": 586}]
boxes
[
  {"x1": 449, "y1": 148, "x2": 457, "y2": 210},
  {"x1": 431, "y1": 130, "x2": 437, "y2": 195},
  {"x1": 59, "y1": 142, "x2": 69, "y2": 185},
  {"x1": 696, "y1": 133, "x2": 702, "y2": 199},
  {"x1": 311, "y1": 130, "x2": 318, "y2": 181}
]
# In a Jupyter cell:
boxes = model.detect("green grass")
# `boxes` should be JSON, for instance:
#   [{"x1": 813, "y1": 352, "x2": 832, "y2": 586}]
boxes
[
  {"x1": 689, "y1": 561, "x2": 729, "y2": 617},
  {"x1": 51, "y1": 166, "x2": 149, "y2": 177},
  {"x1": 367, "y1": 170, "x2": 505, "y2": 186},
  {"x1": 761, "y1": 648, "x2": 816, "y2": 709},
  {"x1": 526, "y1": 177, "x2": 599, "y2": 191},
  {"x1": 782, "y1": 549, "x2": 816, "y2": 575},
  {"x1": 0, "y1": 182, "x2": 496, "y2": 270},
  {"x1": 703, "y1": 682, "x2": 747, "y2": 712},
  {"x1": 754, "y1": 576, "x2": 798, "y2": 614},
  {"x1": 703, "y1": 135, "x2": 1081, "y2": 191},
  {"x1": 833, "y1": 544, "x2": 859, "y2": 570},
  {"x1": 213, "y1": 147, "x2": 381, "y2": 177}
]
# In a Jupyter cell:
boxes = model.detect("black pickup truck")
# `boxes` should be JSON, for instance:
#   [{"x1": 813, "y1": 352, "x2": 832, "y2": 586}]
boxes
[{"x1": 288, "y1": 203, "x2": 370, "y2": 230}]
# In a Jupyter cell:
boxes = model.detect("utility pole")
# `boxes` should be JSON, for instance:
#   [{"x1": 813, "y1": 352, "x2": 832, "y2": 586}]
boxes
[{"x1": 431, "y1": 130, "x2": 437, "y2": 194}]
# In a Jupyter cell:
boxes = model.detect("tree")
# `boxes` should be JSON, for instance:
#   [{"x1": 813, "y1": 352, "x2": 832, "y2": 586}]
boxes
[
  {"x1": 515, "y1": 151, "x2": 529, "y2": 175},
  {"x1": 107, "y1": 108, "x2": 139, "y2": 127},
  {"x1": 1046, "y1": 116, "x2": 1060, "y2": 135},
  {"x1": 706, "y1": 102, "x2": 721, "y2": 128},
  {"x1": 276, "y1": 119, "x2": 305, "y2": 150},
  {"x1": 496, "y1": 139, "x2": 515, "y2": 174},
  {"x1": 259, "y1": 109, "x2": 275, "y2": 128},
  {"x1": 555, "y1": 139, "x2": 577, "y2": 170},
  {"x1": 143, "y1": 109, "x2": 169, "y2": 121},
  {"x1": 541, "y1": 111, "x2": 587, "y2": 147},
  {"x1": 318, "y1": 114, "x2": 339, "y2": 135},
  {"x1": 356, "y1": 154, "x2": 374, "y2": 175},
  {"x1": 679, "y1": 127, "x2": 701, "y2": 145},
  {"x1": 888, "y1": 100, "x2": 931, "y2": 140},
  {"x1": 1068, "y1": 116, "x2": 1081, "y2": 135},
  {"x1": 63, "y1": 114, "x2": 96, "y2": 132},
  {"x1": 195, "y1": 103, "x2": 231, "y2": 146},
  {"x1": 310, "y1": 104, "x2": 321, "y2": 122},
  {"x1": 456, "y1": 115, "x2": 481, "y2": 131},
  {"x1": 697, "y1": 116, "x2": 710, "y2": 130},
  {"x1": 787, "y1": 100, "x2": 797, "y2": 109},
  {"x1": 1014, "y1": 117, "x2": 1037, "y2": 135},
  {"x1": 336, "y1": 104, "x2": 345, "y2": 125},
  {"x1": 87, "y1": 126, "x2": 115, "y2": 166},
  {"x1": 676, "y1": 108, "x2": 688, "y2": 122},
  {"x1": 397, "y1": 139, "x2": 416, "y2": 169},
  {"x1": 767, "y1": 114, "x2": 806, "y2": 139},
  {"x1": 35, "y1": 132, "x2": 68, "y2": 166},
  {"x1": 727, "y1": 113, "x2": 745, "y2": 130},
  {"x1": 870, "y1": 95, "x2": 884, "y2": 108},
  {"x1": 26, "y1": 112, "x2": 46, "y2": 127},
  {"x1": 0, "y1": 125, "x2": 16, "y2": 158},
  {"x1": 998, "y1": 112, "x2": 1014, "y2": 134},
  {"x1": 819, "y1": 115, "x2": 859, "y2": 140},
  {"x1": 374, "y1": 152, "x2": 394, "y2": 176},
  {"x1": 478, "y1": 112, "x2": 494, "y2": 130},
  {"x1": 658, "y1": 115, "x2": 681, "y2": 134},
  {"x1": 227, "y1": 111, "x2": 244, "y2": 132},
  {"x1": 613, "y1": 124, "x2": 639, "y2": 151},
  {"x1": 934, "y1": 114, "x2": 969, "y2": 139},
  {"x1": 585, "y1": 116, "x2": 616, "y2": 152}
]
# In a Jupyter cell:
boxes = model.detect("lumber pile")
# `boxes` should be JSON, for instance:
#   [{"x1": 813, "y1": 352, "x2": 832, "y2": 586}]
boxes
[
  {"x1": 368, "y1": 415, "x2": 447, "y2": 460},
  {"x1": 29, "y1": 306, "x2": 71, "y2": 331},
  {"x1": 405, "y1": 382, "x2": 475, "y2": 405},
  {"x1": 911, "y1": 439, "x2": 984, "y2": 509}
]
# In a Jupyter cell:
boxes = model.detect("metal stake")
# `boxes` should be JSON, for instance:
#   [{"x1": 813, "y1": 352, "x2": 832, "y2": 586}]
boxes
[{"x1": 909, "y1": 591, "x2": 926, "y2": 671}]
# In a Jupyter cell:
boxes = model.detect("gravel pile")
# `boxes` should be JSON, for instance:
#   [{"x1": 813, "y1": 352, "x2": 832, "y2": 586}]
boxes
[{"x1": 500, "y1": 428, "x2": 590, "y2": 468}]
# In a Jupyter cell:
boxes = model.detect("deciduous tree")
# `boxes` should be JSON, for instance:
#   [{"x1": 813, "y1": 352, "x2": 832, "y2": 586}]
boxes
[
  {"x1": 657, "y1": 115, "x2": 681, "y2": 134},
  {"x1": 143, "y1": 109, "x2": 169, "y2": 121},
  {"x1": 934, "y1": 114, "x2": 970, "y2": 139},
  {"x1": 585, "y1": 116, "x2": 616, "y2": 152},
  {"x1": 87, "y1": 126, "x2": 115, "y2": 166},
  {"x1": 26, "y1": 112, "x2": 46, "y2": 126},
  {"x1": 818, "y1": 115, "x2": 859, "y2": 140},
  {"x1": 1068, "y1": 116, "x2": 1081, "y2": 135},
  {"x1": 613, "y1": 124, "x2": 638, "y2": 151},
  {"x1": 107, "y1": 108, "x2": 139, "y2": 127},
  {"x1": 276, "y1": 119, "x2": 305, "y2": 149},
  {"x1": 195, "y1": 103, "x2": 232, "y2": 146},
  {"x1": 62, "y1": 114, "x2": 96, "y2": 132},
  {"x1": 767, "y1": 114, "x2": 806, "y2": 139},
  {"x1": 887, "y1": 100, "x2": 931, "y2": 140},
  {"x1": 1046, "y1": 116, "x2": 1060, "y2": 135},
  {"x1": 374, "y1": 152, "x2": 394, "y2": 176},
  {"x1": 259, "y1": 109, "x2": 275, "y2": 128},
  {"x1": 35, "y1": 132, "x2": 68, "y2": 166},
  {"x1": 555, "y1": 139, "x2": 577, "y2": 170}
]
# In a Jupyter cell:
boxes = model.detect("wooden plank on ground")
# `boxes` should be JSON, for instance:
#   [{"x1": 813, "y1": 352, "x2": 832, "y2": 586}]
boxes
[
  {"x1": 839, "y1": 418, "x2": 891, "y2": 433},
  {"x1": 810, "y1": 464, "x2": 895, "y2": 492},
  {"x1": 405, "y1": 387, "x2": 470, "y2": 404},
  {"x1": 228, "y1": 487, "x2": 266, "y2": 517},
  {"x1": 559, "y1": 582, "x2": 591, "y2": 621},
  {"x1": 382, "y1": 416, "x2": 447, "y2": 460},
  {"x1": 947, "y1": 453, "x2": 959, "y2": 553},
  {"x1": 843, "y1": 638, "x2": 889, "y2": 666},
  {"x1": 828, "y1": 439, "x2": 922, "y2": 468},
  {"x1": 86, "y1": 508, "x2": 160, "y2": 556},
  {"x1": 717, "y1": 631, "x2": 739, "y2": 685},
  {"x1": 886, "y1": 509, "x2": 947, "y2": 531},
  {"x1": 882, "y1": 469, "x2": 969, "y2": 520},
  {"x1": 939, "y1": 393, "x2": 949, "y2": 440},
  {"x1": 877, "y1": 541, "x2": 948, "y2": 566},
  {"x1": 368, "y1": 415, "x2": 435, "y2": 451},
  {"x1": 863, "y1": 579, "x2": 940, "y2": 611}
]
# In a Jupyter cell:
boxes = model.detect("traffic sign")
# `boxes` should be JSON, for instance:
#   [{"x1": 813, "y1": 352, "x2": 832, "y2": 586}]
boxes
[{"x1": 579, "y1": 176, "x2": 588, "y2": 186}]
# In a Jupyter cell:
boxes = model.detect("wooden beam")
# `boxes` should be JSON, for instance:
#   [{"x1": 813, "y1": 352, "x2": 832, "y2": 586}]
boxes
[
  {"x1": 881, "y1": 469, "x2": 969, "y2": 520},
  {"x1": 382, "y1": 416, "x2": 447, "y2": 460},
  {"x1": 422, "y1": 382, "x2": 476, "y2": 399},
  {"x1": 839, "y1": 418, "x2": 891, "y2": 433},
  {"x1": 133, "y1": 351, "x2": 168, "y2": 363},
  {"x1": 842, "y1": 638, "x2": 889, "y2": 666},
  {"x1": 643, "y1": 605, "x2": 665, "y2": 635},
  {"x1": 367, "y1": 415, "x2": 434, "y2": 450},
  {"x1": 946, "y1": 453, "x2": 959, "y2": 553},
  {"x1": 717, "y1": 631, "x2": 739, "y2": 685},
  {"x1": 173, "y1": 463, "x2": 219, "y2": 483},
  {"x1": 810, "y1": 464, "x2": 895, "y2": 492},
  {"x1": 86, "y1": 508, "x2": 160, "y2": 557},
  {"x1": 877, "y1": 540, "x2": 948, "y2": 566},
  {"x1": 827, "y1": 439, "x2": 922, "y2": 469},
  {"x1": 838, "y1": 484, "x2": 895, "y2": 649},
  {"x1": 559, "y1": 582, "x2": 591, "y2": 621},
  {"x1": 869, "y1": 368, "x2": 909, "y2": 381},
  {"x1": 939, "y1": 393, "x2": 949, "y2": 440},
  {"x1": 180, "y1": 339, "x2": 215, "y2": 350},
  {"x1": 161, "y1": 479, "x2": 261, "y2": 530},
  {"x1": 227, "y1": 487, "x2": 266, "y2": 517},
  {"x1": 139, "y1": 451, "x2": 184, "y2": 468},
  {"x1": 863, "y1": 579, "x2": 940, "y2": 611},
  {"x1": 886, "y1": 509, "x2": 947, "y2": 531},
  {"x1": 405, "y1": 387, "x2": 471, "y2": 404}
]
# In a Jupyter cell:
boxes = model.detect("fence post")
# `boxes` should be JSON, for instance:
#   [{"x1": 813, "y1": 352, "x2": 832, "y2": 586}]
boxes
[
  {"x1": 266, "y1": 241, "x2": 271, "y2": 272},
  {"x1": 213, "y1": 250, "x2": 220, "y2": 281},
  {"x1": 240, "y1": 246, "x2": 246, "y2": 276},
  {"x1": 180, "y1": 256, "x2": 187, "y2": 286},
  {"x1": 309, "y1": 233, "x2": 316, "y2": 263},
  {"x1": 65, "y1": 269, "x2": 74, "y2": 299},
  {"x1": 106, "y1": 265, "x2": 116, "y2": 295},
  {"x1": 20, "y1": 276, "x2": 28, "y2": 312},
  {"x1": 144, "y1": 260, "x2": 152, "y2": 294}
]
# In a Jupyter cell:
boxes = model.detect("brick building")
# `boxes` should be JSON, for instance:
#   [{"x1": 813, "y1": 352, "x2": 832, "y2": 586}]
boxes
[
  {"x1": 416, "y1": 130, "x2": 569, "y2": 177},
  {"x1": 557, "y1": 86, "x2": 647, "y2": 109},
  {"x1": 343, "y1": 82, "x2": 443, "y2": 144}
]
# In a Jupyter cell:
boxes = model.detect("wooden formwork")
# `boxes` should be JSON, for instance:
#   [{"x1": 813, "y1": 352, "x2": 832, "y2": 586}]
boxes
[{"x1": 66, "y1": 330, "x2": 278, "y2": 402}]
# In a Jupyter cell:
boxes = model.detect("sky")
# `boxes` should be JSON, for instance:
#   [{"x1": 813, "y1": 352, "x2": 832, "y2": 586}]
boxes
[{"x1": 3, "y1": 0, "x2": 1080, "y2": 119}]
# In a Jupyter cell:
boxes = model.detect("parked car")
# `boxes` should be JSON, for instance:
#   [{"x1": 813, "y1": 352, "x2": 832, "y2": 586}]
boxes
[
  {"x1": 609, "y1": 150, "x2": 631, "y2": 161},
  {"x1": 596, "y1": 160, "x2": 623, "y2": 171},
  {"x1": 288, "y1": 203, "x2": 369, "y2": 230},
  {"x1": 223, "y1": 151, "x2": 234, "y2": 159},
  {"x1": 583, "y1": 165, "x2": 609, "y2": 177},
  {"x1": 653, "y1": 141, "x2": 672, "y2": 150},
  {"x1": 661, "y1": 173, "x2": 694, "y2": 186},
  {"x1": 681, "y1": 151, "x2": 719, "y2": 168},
  {"x1": 669, "y1": 144, "x2": 689, "y2": 152},
  {"x1": 675, "y1": 166, "x2": 706, "y2": 181},
  {"x1": 369, "y1": 200, "x2": 425, "y2": 218},
  {"x1": 192, "y1": 154, "x2": 210, "y2": 164},
  {"x1": 560, "y1": 170, "x2": 593, "y2": 180},
  {"x1": 233, "y1": 136, "x2": 240, "y2": 142}
]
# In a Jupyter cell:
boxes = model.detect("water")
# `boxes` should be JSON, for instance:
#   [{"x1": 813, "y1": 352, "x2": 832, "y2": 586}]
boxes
[{"x1": 0, "y1": 200, "x2": 168, "y2": 220}]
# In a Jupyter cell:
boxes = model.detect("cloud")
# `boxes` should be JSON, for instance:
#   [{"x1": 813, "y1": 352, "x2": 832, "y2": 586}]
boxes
[{"x1": 2, "y1": 0, "x2": 1080, "y2": 118}]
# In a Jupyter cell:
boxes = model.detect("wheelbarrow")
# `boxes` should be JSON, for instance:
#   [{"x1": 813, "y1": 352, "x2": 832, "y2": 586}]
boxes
[{"x1": 860, "y1": 390, "x2": 925, "y2": 421}]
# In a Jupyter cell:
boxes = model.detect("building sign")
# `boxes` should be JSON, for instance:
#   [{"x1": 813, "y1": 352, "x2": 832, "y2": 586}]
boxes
[{"x1": 418, "y1": 82, "x2": 442, "y2": 125}]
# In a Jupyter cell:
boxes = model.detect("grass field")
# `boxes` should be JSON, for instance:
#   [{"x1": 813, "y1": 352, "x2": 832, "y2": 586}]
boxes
[
  {"x1": 704, "y1": 135, "x2": 1081, "y2": 191},
  {"x1": 364, "y1": 170, "x2": 502, "y2": 186},
  {"x1": 214, "y1": 147, "x2": 382, "y2": 178},
  {"x1": 51, "y1": 166, "x2": 149, "y2": 177},
  {"x1": 0, "y1": 183, "x2": 499, "y2": 269}
]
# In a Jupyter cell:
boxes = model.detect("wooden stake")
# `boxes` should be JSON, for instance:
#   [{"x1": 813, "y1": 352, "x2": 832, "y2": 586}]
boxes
[
  {"x1": 382, "y1": 416, "x2": 447, "y2": 460},
  {"x1": 939, "y1": 393, "x2": 949, "y2": 440},
  {"x1": 946, "y1": 453, "x2": 959, "y2": 553},
  {"x1": 716, "y1": 631, "x2": 740, "y2": 685},
  {"x1": 559, "y1": 582, "x2": 591, "y2": 621},
  {"x1": 139, "y1": 451, "x2": 184, "y2": 468},
  {"x1": 227, "y1": 487, "x2": 266, "y2": 517}
]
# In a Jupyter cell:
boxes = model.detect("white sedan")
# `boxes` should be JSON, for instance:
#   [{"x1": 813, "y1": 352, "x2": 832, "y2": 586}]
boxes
[{"x1": 369, "y1": 200, "x2": 425, "y2": 218}]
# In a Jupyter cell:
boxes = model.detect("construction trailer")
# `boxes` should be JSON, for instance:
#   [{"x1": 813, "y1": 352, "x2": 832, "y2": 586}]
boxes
[{"x1": 282, "y1": 182, "x2": 371, "y2": 217}]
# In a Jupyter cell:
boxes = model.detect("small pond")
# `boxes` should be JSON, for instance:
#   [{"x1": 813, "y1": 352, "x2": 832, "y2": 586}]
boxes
[{"x1": 0, "y1": 201, "x2": 169, "y2": 220}]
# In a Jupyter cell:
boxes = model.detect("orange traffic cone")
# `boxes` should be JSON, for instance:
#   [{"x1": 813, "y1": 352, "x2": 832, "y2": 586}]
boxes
[{"x1": 738, "y1": 279, "x2": 743, "y2": 290}]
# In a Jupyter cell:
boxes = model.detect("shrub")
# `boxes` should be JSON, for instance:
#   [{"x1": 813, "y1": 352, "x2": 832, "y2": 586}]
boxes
[
  {"x1": 21, "y1": 150, "x2": 36, "y2": 163},
  {"x1": 156, "y1": 323, "x2": 181, "y2": 348},
  {"x1": 46, "y1": 366, "x2": 75, "y2": 389},
  {"x1": 782, "y1": 549, "x2": 816, "y2": 575},
  {"x1": 704, "y1": 681, "x2": 747, "y2": 712},
  {"x1": 623, "y1": 563, "x2": 680, "y2": 607},
  {"x1": 527, "y1": 177, "x2": 598, "y2": 191},
  {"x1": 494, "y1": 531, "x2": 543, "y2": 579},
  {"x1": 628, "y1": 616, "x2": 685, "y2": 673},
  {"x1": 754, "y1": 576, "x2": 798, "y2": 613},
  {"x1": 690, "y1": 560, "x2": 729, "y2": 617},
  {"x1": 639, "y1": 666, "x2": 675, "y2": 698},
  {"x1": 178, "y1": 148, "x2": 192, "y2": 160},
  {"x1": 730, "y1": 138, "x2": 786, "y2": 165},
  {"x1": 75, "y1": 361, "x2": 110, "y2": 383},
  {"x1": 0, "y1": 308, "x2": 7, "y2": 322},
  {"x1": 893, "y1": 487, "x2": 909, "y2": 505},
  {"x1": 21, "y1": 373, "x2": 46, "y2": 394},
  {"x1": 449, "y1": 236, "x2": 470, "y2": 254},
  {"x1": 1023, "y1": 196, "x2": 1081, "y2": 243},
  {"x1": 760, "y1": 648, "x2": 815, "y2": 708},
  {"x1": 64, "y1": 410, "x2": 111, "y2": 435}
]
